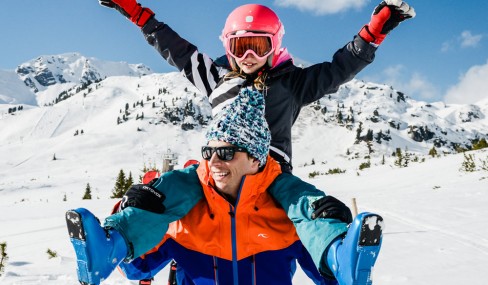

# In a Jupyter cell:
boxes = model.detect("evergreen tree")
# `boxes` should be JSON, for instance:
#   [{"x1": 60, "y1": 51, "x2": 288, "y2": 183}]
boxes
[
  {"x1": 480, "y1": 156, "x2": 488, "y2": 171},
  {"x1": 429, "y1": 146, "x2": 438, "y2": 157},
  {"x1": 82, "y1": 183, "x2": 92, "y2": 200},
  {"x1": 394, "y1": 148, "x2": 404, "y2": 167},
  {"x1": 111, "y1": 169, "x2": 127, "y2": 198},
  {"x1": 460, "y1": 153, "x2": 476, "y2": 172},
  {"x1": 355, "y1": 122, "x2": 363, "y2": 141},
  {"x1": 0, "y1": 242, "x2": 7, "y2": 276},
  {"x1": 376, "y1": 130, "x2": 383, "y2": 144},
  {"x1": 336, "y1": 110, "x2": 343, "y2": 124},
  {"x1": 403, "y1": 147, "x2": 410, "y2": 167},
  {"x1": 125, "y1": 172, "x2": 134, "y2": 193},
  {"x1": 366, "y1": 129, "x2": 374, "y2": 142},
  {"x1": 473, "y1": 138, "x2": 488, "y2": 150}
]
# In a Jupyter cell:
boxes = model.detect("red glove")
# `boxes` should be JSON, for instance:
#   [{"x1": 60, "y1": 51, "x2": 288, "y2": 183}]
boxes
[
  {"x1": 359, "y1": 0, "x2": 415, "y2": 46},
  {"x1": 99, "y1": 0, "x2": 154, "y2": 28}
]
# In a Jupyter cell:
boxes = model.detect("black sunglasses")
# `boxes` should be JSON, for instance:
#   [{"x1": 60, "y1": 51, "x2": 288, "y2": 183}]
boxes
[{"x1": 201, "y1": 146, "x2": 248, "y2": 161}]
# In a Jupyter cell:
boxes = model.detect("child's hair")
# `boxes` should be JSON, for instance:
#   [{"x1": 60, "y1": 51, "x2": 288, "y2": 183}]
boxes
[{"x1": 223, "y1": 70, "x2": 268, "y2": 91}]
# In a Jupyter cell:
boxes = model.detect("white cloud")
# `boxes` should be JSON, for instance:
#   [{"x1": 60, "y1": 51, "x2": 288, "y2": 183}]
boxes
[
  {"x1": 442, "y1": 30, "x2": 483, "y2": 52},
  {"x1": 440, "y1": 41, "x2": 452, "y2": 53},
  {"x1": 460, "y1": 30, "x2": 483, "y2": 48},
  {"x1": 274, "y1": 0, "x2": 369, "y2": 15},
  {"x1": 365, "y1": 65, "x2": 440, "y2": 102},
  {"x1": 444, "y1": 60, "x2": 488, "y2": 104}
]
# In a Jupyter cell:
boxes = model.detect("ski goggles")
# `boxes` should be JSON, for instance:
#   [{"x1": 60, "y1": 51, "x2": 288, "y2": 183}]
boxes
[
  {"x1": 201, "y1": 146, "x2": 248, "y2": 161},
  {"x1": 227, "y1": 32, "x2": 274, "y2": 60}
]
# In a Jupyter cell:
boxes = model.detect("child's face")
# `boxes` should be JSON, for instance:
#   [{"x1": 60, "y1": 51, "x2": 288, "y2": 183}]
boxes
[{"x1": 235, "y1": 53, "x2": 268, "y2": 74}]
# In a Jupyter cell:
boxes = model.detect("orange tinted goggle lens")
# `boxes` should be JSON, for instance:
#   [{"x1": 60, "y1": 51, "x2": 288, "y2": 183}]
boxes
[{"x1": 229, "y1": 36, "x2": 273, "y2": 58}]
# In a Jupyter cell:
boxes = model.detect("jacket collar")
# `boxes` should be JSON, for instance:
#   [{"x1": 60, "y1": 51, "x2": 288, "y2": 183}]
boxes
[{"x1": 196, "y1": 155, "x2": 282, "y2": 201}]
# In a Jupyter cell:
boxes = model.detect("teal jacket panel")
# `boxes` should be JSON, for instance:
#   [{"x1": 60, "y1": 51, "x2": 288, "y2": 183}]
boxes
[
  {"x1": 268, "y1": 173, "x2": 348, "y2": 273},
  {"x1": 104, "y1": 165, "x2": 203, "y2": 258}
]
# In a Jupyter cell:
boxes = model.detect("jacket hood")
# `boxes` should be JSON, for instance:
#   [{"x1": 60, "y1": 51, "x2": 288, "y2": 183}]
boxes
[{"x1": 271, "y1": 48, "x2": 293, "y2": 69}]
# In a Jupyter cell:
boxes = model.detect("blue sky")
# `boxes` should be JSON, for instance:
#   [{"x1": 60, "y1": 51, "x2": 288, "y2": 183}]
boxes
[{"x1": 1, "y1": 0, "x2": 487, "y2": 104}]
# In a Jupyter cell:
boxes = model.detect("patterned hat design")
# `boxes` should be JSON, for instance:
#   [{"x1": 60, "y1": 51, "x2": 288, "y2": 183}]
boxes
[{"x1": 205, "y1": 87, "x2": 270, "y2": 167}]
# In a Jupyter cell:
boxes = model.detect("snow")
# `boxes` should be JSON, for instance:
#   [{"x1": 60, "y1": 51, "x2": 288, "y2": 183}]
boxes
[
  {"x1": 1, "y1": 69, "x2": 488, "y2": 284},
  {"x1": 0, "y1": 69, "x2": 36, "y2": 105}
]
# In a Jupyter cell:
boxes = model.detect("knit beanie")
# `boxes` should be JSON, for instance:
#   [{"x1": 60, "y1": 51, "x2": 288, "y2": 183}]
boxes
[{"x1": 205, "y1": 87, "x2": 270, "y2": 167}]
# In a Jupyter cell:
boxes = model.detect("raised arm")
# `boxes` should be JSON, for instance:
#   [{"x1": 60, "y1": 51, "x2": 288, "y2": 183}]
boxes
[{"x1": 98, "y1": 0, "x2": 228, "y2": 96}]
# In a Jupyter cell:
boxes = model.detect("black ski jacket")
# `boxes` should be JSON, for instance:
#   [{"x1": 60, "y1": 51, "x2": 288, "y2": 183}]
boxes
[{"x1": 141, "y1": 17, "x2": 377, "y2": 170}]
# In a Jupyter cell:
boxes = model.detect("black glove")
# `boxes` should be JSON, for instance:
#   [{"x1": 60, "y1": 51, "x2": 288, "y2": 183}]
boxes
[
  {"x1": 99, "y1": 0, "x2": 154, "y2": 27},
  {"x1": 121, "y1": 183, "x2": 166, "y2": 213},
  {"x1": 311, "y1": 196, "x2": 353, "y2": 224}
]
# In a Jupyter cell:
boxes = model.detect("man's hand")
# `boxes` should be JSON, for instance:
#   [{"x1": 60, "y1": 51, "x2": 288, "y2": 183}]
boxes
[
  {"x1": 121, "y1": 184, "x2": 166, "y2": 214},
  {"x1": 359, "y1": 0, "x2": 416, "y2": 46},
  {"x1": 311, "y1": 196, "x2": 353, "y2": 224}
]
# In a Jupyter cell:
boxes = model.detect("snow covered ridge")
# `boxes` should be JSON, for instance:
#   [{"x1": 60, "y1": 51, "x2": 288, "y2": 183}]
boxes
[
  {"x1": 0, "y1": 53, "x2": 487, "y2": 160},
  {"x1": 0, "y1": 52, "x2": 152, "y2": 105},
  {"x1": 293, "y1": 80, "x2": 488, "y2": 161},
  {"x1": 16, "y1": 52, "x2": 152, "y2": 93}
]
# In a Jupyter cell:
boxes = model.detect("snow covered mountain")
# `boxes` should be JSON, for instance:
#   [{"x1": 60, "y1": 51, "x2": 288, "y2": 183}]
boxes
[
  {"x1": 0, "y1": 53, "x2": 151, "y2": 106},
  {"x1": 1, "y1": 52, "x2": 487, "y2": 165},
  {"x1": 294, "y1": 80, "x2": 488, "y2": 166},
  {"x1": 1, "y1": 53, "x2": 488, "y2": 284}
]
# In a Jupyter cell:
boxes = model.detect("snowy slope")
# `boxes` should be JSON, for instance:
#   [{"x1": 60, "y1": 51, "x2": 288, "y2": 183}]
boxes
[
  {"x1": 0, "y1": 69, "x2": 36, "y2": 105},
  {"x1": 1, "y1": 139, "x2": 487, "y2": 284}
]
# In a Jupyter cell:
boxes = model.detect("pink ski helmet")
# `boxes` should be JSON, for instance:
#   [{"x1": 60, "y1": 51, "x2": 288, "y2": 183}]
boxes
[{"x1": 221, "y1": 4, "x2": 285, "y2": 70}]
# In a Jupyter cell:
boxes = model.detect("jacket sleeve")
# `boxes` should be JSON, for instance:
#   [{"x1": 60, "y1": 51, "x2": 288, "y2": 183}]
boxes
[
  {"x1": 288, "y1": 36, "x2": 377, "y2": 106},
  {"x1": 103, "y1": 166, "x2": 203, "y2": 258},
  {"x1": 267, "y1": 173, "x2": 348, "y2": 272},
  {"x1": 141, "y1": 17, "x2": 227, "y2": 97},
  {"x1": 118, "y1": 239, "x2": 173, "y2": 280},
  {"x1": 296, "y1": 244, "x2": 339, "y2": 285}
]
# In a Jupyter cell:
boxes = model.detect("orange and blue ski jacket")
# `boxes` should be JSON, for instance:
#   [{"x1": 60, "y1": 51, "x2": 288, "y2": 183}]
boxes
[{"x1": 118, "y1": 157, "x2": 336, "y2": 284}]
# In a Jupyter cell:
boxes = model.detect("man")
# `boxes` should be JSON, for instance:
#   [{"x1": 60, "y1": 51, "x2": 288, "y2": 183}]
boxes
[{"x1": 67, "y1": 88, "x2": 383, "y2": 284}]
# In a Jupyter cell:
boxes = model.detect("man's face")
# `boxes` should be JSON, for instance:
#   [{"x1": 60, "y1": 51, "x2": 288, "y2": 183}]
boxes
[{"x1": 206, "y1": 141, "x2": 259, "y2": 197}]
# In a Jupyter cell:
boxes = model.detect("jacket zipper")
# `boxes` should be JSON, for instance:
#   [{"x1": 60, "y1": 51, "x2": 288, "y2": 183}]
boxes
[
  {"x1": 229, "y1": 177, "x2": 246, "y2": 285},
  {"x1": 213, "y1": 256, "x2": 219, "y2": 285},
  {"x1": 251, "y1": 254, "x2": 257, "y2": 285}
]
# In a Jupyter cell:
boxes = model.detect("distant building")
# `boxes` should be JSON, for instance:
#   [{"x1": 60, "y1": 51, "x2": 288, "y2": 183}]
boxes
[{"x1": 162, "y1": 148, "x2": 178, "y2": 172}]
